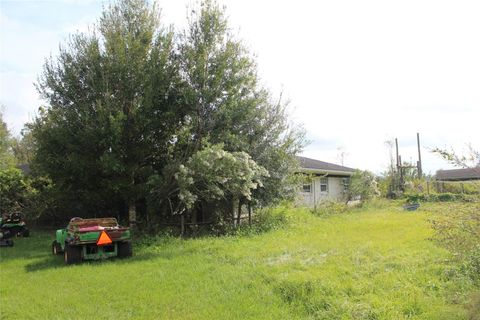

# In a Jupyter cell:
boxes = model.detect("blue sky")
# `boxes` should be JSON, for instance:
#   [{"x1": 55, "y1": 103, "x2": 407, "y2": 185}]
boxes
[
  {"x1": 1, "y1": 0, "x2": 479, "y2": 174},
  {"x1": 1, "y1": 0, "x2": 103, "y2": 136}
]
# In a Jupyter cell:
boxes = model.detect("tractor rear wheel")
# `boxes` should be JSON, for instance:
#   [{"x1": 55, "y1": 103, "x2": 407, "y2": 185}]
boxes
[
  {"x1": 64, "y1": 244, "x2": 82, "y2": 264},
  {"x1": 117, "y1": 241, "x2": 132, "y2": 258}
]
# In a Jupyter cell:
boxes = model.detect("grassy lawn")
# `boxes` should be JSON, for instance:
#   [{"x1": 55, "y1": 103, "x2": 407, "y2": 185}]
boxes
[{"x1": 0, "y1": 201, "x2": 476, "y2": 319}]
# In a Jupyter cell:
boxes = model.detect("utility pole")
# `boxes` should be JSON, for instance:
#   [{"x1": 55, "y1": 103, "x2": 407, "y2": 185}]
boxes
[
  {"x1": 395, "y1": 138, "x2": 399, "y2": 170},
  {"x1": 399, "y1": 155, "x2": 404, "y2": 191},
  {"x1": 395, "y1": 138, "x2": 400, "y2": 191},
  {"x1": 416, "y1": 133, "x2": 423, "y2": 179}
]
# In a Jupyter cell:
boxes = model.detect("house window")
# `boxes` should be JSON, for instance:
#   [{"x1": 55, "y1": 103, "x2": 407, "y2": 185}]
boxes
[
  {"x1": 320, "y1": 177, "x2": 328, "y2": 192},
  {"x1": 302, "y1": 183, "x2": 312, "y2": 193},
  {"x1": 342, "y1": 177, "x2": 350, "y2": 192}
]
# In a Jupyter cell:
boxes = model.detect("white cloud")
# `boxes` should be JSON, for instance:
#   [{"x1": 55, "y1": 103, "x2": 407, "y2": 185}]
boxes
[
  {"x1": 208, "y1": 0, "x2": 480, "y2": 173},
  {"x1": 0, "y1": 71, "x2": 39, "y2": 134}
]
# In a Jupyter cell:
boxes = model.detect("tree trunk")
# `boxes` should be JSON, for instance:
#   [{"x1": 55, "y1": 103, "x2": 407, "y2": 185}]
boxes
[
  {"x1": 180, "y1": 214, "x2": 185, "y2": 237},
  {"x1": 128, "y1": 200, "x2": 136, "y2": 228},
  {"x1": 236, "y1": 200, "x2": 242, "y2": 226},
  {"x1": 191, "y1": 209, "x2": 198, "y2": 237},
  {"x1": 232, "y1": 197, "x2": 239, "y2": 227},
  {"x1": 248, "y1": 203, "x2": 252, "y2": 226}
]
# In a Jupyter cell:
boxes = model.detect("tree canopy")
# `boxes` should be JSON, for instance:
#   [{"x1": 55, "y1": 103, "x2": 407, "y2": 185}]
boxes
[
  {"x1": 30, "y1": 0, "x2": 304, "y2": 229},
  {"x1": 0, "y1": 109, "x2": 16, "y2": 169}
]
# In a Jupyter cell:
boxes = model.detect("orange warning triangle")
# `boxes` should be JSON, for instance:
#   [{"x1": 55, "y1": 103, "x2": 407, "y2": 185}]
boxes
[{"x1": 97, "y1": 231, "x2": 112, "y2": 246}]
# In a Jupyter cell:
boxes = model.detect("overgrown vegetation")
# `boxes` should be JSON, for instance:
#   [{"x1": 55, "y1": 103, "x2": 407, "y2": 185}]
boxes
[
  {"x1": 428, "y1": 201, "x2": 480, "y2": 318},
  {"x1": 3, "y1": 0, "x2": 305, "y2": 229},
  {"x1": 405, "y1": 192, "x2": 479, "y2": 204},
  {"x1": 311, "y1": 200, "x2": 349, "y2": 216},
  {"x1": 430, "y1": 203, "x2": 480, "y2": 280},
  {"x1": 344, "y1": 169, "x2": 379, "y2": 203},
  {"x1": 2, "y1": 202, "x2": 478, "y2": 319}
]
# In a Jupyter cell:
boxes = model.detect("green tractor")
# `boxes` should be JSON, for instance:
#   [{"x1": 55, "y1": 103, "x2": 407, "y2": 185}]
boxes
[
  {"x1": 52, "y1": 217, "x2": 132, "y2": 264},
  {"x1": 0, "y1": 212, "x2": 30, "y2": 247}
]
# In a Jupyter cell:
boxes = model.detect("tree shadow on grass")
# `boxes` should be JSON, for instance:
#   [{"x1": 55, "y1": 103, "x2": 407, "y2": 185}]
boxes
[
  {"x1": 24, "y1": 256, "x2": 65, "y2": 272},
  {"x1": 0, "y1": 235, "x2": 53, "y2": 263},
  {"x1": 24, "y1": 249, "x2": 191, "y2": 273}
]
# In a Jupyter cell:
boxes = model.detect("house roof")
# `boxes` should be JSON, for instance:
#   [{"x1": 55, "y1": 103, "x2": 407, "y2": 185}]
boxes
[
  {"x1": 435, "y1": 167, "x2": 480, "y2": 181},
  {"x1": 297, "y1": 156, "x2": 356, "y2": 175}
]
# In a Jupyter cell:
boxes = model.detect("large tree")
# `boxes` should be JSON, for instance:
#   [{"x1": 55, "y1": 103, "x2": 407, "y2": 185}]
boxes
[
  {"x1": 33, "y1": 0, "x2": 183, "y2": 224},
  {"x1": 176, "y1": 1, "x2": 304, "y2": 206},
  {"x1": 32, "y1": 0, "x2": 304, "y2": 228}
]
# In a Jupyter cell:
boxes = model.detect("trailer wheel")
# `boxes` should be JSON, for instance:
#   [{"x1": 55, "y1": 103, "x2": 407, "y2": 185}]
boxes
[
  {"x1": 64, "y1": 244, "x2": 82, "y2": 264},
  {"x1": 117, "y1": 241, "x2": 132, "y2": 258},
  {"x1": 52, "y1": 240, "x2": 63, "y2": 255}
]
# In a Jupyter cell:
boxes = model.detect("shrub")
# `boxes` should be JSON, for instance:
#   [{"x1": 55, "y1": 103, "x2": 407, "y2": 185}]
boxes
[
  {"x1": 345, "y1": 170, "x2": 380, "y2": 202},
  {"x1": 0, "y1": 168, "x2": 28, "y2": 213},
  {"x1": 439, "y1": 181, "x2": 480, "y2": 195},
  {"x1": 249, "y1": 207, "x2": 289, "y2": 233},
  {"x1": 404, "y1": 193, "x2": 427, "y2": 203},
  {"x1": 436, "y1": 193, "x2": 461, "y2": 202},
  {"x1": 430, "y1": 203, "x2": 480, "y2": 282},
  {"x1": 225, "y1": 206, "x2": 290, "y2": 237},
  {"x1": 312, "y1": 200, "x2": 349, "y2": 216},
  {"x1": 405, "y1": 192, "x2": 474, "y2": 203}
]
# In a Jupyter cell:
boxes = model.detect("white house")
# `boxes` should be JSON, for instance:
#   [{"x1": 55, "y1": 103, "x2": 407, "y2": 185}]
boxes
[{"x1": 297, "y1": 156, "x2": 356, "y2": 207}]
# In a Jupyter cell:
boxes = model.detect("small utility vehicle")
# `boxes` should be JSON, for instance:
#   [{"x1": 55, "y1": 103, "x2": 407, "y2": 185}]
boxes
[
  {"x1": 0, "y1": 212, "x2": 30, "y2": 247},
  {"x1": 52, "y1": 217, "x2": 132, "y2": 264}
]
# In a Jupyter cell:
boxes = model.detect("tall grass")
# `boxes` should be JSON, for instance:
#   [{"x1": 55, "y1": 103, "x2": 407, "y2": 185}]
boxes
[{"x1": 0, "y1": 202, "x2": 477, "y2": 319}]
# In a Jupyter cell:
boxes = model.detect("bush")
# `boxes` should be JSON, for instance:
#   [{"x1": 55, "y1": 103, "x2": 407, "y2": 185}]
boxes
[
  {"x1": 241, "y1": 207, "x2": 290, "y2": 235},
  {"x1": 439, "y1": 181, "x2": 480, "y2": 195},
  {"x1": 436, "y1": 193, "x2": 462, "y2": 202},
  {"x1": 345, "y1": 170, "x2": 380, "y2": 202},
  {"x1": 430, "y1": 203, "x2": 480, "y2": 282},
  {"x1": 405, "y1": 192, "x2": 474, "y2": 203},
  {"x1": 312, "y1": 200, "x2": 349, "y2": 216},
  {"x1": 210, "y1": 206, "x2": 291, "y2": 237},
  {"x1": 0, "y1": 168, "x2": 28, "y2": 213}
]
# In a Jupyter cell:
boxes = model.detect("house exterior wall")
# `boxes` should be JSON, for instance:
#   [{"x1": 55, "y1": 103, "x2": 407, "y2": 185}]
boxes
[{"x1": 298, "y1": 176, "x2": 347, "y2": 207}]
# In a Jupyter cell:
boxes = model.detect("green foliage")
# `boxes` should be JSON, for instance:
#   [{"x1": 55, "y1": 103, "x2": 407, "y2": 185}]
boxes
[
  {"x1": 311, "y1": 200, "x2": 349, "y2": 216},
  {"x1": 430, "y1": 202, "x2": 480, "y2": 282},
  {"x1": 30, "y1": 0, "x2": 305, "y2": 227},
  {"x1": 0, "y1": 167, "x2": 58, "y2": 221},
  {"x1": 405, "y1": 192, "x2": 479, "y2": 203},
  {"x1": 467, "y1": 291, "x2": 480, "y2": 320},
  {"x1": 176, "y1": 145, "x2": 269, "y2": 210},
  {"x1": 0, "y1": 168, "x2": 28, "y2": 213},
  {"x1": 435, "y1": 193, "x2": 463, "y2": 202},
  {"x1": 204, "y1": 206, "x2": 291, "y2": 237},
  {"x1": 11, "y1": 128, "x2": 36, "y2": 165},
  {"x1": 0, "y1": 109, "x2": 16, "y2": 169},
  {"x1": 438, "y1": 181, "x2": 480, "y2": 195},
  {"x1": 2, "y1": 203, "x2": 476, "y2": 319},
  {"x1": 33, "y1": 0, "x2": 182, "y2": 219},
  {"x1": 236, "y1": 206, "x2": 290, "y2": 236},
  {"x1": 177, "y1": 0, "x2": 305, "y2": 207},
  {"x1": 345, "y1": 170, "x2": 380, "y2": 202},
  {"x1": 432, "y1": 145, "x2": 480, "y2": 168}
]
